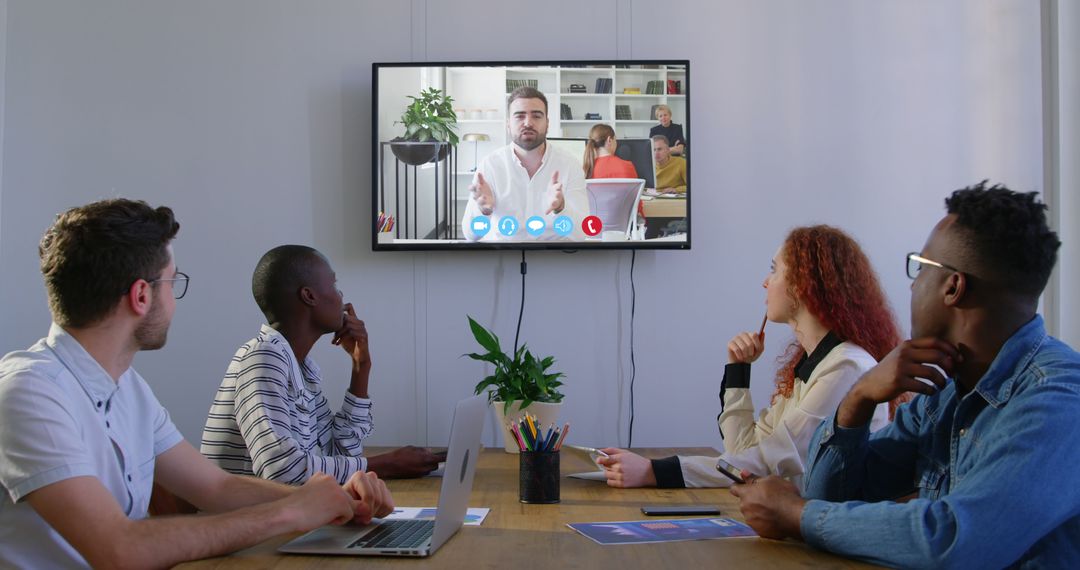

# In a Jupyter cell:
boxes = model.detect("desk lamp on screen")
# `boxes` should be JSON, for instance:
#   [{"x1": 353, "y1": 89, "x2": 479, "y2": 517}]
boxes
[{"x1": 463, "y1": 133, "x2": 491, "y2": 171}]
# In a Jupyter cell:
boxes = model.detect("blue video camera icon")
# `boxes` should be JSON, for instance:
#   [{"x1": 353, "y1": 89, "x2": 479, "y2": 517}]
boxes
[{"x1": 470, "y1": 216, "x2": 491, "y2": 238}]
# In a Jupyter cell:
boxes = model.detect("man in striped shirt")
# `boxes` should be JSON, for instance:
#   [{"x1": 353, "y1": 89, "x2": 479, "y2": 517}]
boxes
[{"x1": 201, "y1": 245, "x2": 442, "y2": 484}]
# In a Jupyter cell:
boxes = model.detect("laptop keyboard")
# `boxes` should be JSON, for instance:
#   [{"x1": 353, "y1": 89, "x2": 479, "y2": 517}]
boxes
[{"x1": 348, "y1": 519, "x2": 435, "y2": 550}]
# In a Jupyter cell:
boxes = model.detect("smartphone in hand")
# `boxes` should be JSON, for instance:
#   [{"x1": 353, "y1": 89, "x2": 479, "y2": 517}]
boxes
[{"x1": 715, "y1": 458, "x2": 745, "y2": 484}]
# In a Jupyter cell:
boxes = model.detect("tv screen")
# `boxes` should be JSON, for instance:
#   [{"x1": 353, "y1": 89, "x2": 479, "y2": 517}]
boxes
[{"x1": 372, "y1": 60, "x2": 690, "y2": 251}]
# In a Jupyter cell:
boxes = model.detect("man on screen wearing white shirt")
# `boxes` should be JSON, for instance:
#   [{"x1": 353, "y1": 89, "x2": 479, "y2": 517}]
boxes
[
  {"x1": 461, "y1": 86, "x2": 589, "y2": 242},
  {"x1": 0, "y1": 199, "x2": 393, "y2": 568}
]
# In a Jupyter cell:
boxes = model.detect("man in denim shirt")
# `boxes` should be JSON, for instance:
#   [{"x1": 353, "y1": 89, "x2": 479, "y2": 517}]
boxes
[{"x1": 731, "y1": 182, "x2": 1079, "y2": 568}]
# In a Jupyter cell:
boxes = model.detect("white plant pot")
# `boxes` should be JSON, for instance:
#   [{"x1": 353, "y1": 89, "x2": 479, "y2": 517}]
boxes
[{"x1": 491, "y1": 400, "x2": 563, "y2": 453}]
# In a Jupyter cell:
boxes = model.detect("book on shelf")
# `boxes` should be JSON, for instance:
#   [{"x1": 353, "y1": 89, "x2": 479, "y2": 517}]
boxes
[
  {"x1": 615, "y1": 105, "x2": 632, "y2": 120},
  {"x1": 560, "y1": 103, "x2": 573, "y2": 120},
  {"x1": 506, "y1": 78, "x2": 539, "y2": 92},
  {"x1": 622, "y1": 87, "x2": 641, "y2": 94},
  {"x1": 593, "y1": 78, "x2": 612, "y2": 94},
  {"x1": 646, "y1": 80, "x2": 665, "y2": 94}
]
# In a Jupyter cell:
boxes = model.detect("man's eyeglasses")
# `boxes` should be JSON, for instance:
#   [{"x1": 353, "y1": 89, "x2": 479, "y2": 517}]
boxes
[
  {"x1": 148, "y1": 271, "x2": 190, "y2": 299},
  {"x1": 906, "y1": 253, "x2": 960, "y2": 280}
]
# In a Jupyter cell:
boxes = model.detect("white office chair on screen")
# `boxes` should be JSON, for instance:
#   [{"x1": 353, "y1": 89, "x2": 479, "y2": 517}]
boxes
[{"x1": 585, "y1": 178, "x2": 646, "y2": 240}]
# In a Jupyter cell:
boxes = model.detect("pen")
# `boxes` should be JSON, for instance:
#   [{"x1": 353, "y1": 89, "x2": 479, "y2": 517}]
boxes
[
  {"x1": 519, "y1": 418, "x2": 535, "y2": 451},
  {"x1": 553, "y1": 423, "x2": 569, "y2": 451},
  {"x1": 509, "y1": 422, "x2": 526, "y2": 451},
  {"x1": 567, "y1": 444, "x2": 609, "y2": 458},
  {"x1": 759, "y1": 312, "x2": 767, "y2": 338},
  {"x1": 525, "y1": 414, "x2": 537, "y2": 439}
]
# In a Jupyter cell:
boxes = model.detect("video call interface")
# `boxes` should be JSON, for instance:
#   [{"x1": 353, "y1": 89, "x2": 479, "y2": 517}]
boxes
[{"x1": 374, "y1": 62, "x2": 690, "y2": 248}]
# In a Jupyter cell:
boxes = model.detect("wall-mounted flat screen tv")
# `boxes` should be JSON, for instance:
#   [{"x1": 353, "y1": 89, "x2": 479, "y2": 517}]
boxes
[{"x1": 373, "y1": 60, "x2": 690, "y2": 251}]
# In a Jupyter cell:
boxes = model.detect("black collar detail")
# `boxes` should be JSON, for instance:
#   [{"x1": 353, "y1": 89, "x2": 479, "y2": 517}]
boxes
[{"x1": 794, "y1": 331, "x2": 844, "y2": 382}]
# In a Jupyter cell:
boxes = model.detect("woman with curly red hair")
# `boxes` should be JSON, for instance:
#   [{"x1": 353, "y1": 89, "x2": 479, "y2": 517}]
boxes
[{"x1": 598, "y1": 225, "x2": 906, "y2": 488}]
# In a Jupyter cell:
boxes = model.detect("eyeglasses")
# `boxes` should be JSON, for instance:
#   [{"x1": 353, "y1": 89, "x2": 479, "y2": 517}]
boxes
[
  {"x1": 906, "y1": 253, "x2": 960, "y2": 280},
  {"x1": 148, "y1": 271, "x2": 190, "y2": 299}
]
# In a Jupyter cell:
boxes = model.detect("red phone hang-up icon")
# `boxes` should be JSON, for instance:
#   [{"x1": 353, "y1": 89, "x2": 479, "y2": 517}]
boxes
[{"x1": 582, "y1": 215, "x2": 602, "y2": 236}]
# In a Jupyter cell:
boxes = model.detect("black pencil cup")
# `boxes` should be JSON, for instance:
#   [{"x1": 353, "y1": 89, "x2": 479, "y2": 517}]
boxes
[{"x1": 519, "y1": 450, "x2": 560, "y2": 504}]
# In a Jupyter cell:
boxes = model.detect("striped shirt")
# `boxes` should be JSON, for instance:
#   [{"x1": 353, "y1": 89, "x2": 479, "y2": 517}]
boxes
[{"x1": 200, "y1": 325, "x2": 374, "y2": 484}]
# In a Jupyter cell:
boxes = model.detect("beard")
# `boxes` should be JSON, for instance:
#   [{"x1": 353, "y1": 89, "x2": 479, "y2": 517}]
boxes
[
  {"x1": 134, "y1": 298, "x2": 170, "y2": 350},
  {"x1": 513, "y1": 129, "x2": 546, "y2": 152}
]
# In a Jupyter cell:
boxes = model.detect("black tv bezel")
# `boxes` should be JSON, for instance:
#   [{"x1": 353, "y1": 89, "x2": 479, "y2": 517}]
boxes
[{"x1": 371, "y1": 59, "x2": 690, "y2": 252}]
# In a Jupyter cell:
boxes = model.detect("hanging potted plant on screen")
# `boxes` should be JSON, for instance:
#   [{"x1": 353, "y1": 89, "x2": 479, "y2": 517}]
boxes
[
  {"x1": 465, "y1": 316, "x2": 566, "y2": 453},
  {"x1": 390, "y1": 87, "x2": 459, "y2": 166}
]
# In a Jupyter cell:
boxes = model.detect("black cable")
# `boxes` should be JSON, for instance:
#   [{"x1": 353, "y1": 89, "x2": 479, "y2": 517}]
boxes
[
  {"x1": 628, "y1": 250, "x2": 637, "y2": 448},
  {"x1": 513, "y1": 250, "x2": 526, "y2": 355}
]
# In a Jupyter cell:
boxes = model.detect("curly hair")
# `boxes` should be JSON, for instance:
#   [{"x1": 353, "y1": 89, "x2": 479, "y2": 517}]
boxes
[
  {"x1": 945, "y1": 181, "x2": 1060, "y2": 297},
  {"x1": 771, "y1": 225, "x2": 908, "y2": 418}
]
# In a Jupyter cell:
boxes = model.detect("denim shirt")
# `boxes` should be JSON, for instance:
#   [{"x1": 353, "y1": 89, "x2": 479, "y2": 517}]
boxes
[{"x1": 801, "y1": 316, "x2": 1080, "y2": 569}]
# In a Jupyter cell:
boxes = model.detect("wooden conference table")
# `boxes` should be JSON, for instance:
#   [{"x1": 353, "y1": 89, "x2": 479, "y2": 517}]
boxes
[{"x1": 179, "y1": 448, "x2": 877, "y2": 569}]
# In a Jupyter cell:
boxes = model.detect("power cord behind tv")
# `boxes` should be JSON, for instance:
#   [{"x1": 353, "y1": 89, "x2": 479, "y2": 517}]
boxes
[
  {"x1": 514, "y1": 250, "x2": 526, "y2": 355},
  {"x1": 511, "y1": 249, "x2": 636, "y2": 448},
  {"x1": 628, "y1": 250, "x2": 637, "y2": 448}
]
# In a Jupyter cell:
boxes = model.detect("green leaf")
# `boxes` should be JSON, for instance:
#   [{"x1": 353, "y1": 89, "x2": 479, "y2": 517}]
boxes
[
  {"x1": 464, "y1": 352, "x2": 502, "y2": 365},
  {"x1": 473, "y1": 375, "x2": 498, "y2": 395},
  {"x1": 467, "y1": 316, "x2": 500, "y2": 353}
]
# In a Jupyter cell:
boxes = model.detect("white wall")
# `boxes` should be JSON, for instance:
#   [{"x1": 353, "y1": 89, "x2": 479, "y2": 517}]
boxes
[
  {"x1": 1050, "y1": 0, "x2": 1080, "y2": 347},
  {"x1": 0, "y1": 1, "x2": 1050, "y2": 451},
  {"x1": 0, "y1": 0, "x2": 6, "y2": 247}
]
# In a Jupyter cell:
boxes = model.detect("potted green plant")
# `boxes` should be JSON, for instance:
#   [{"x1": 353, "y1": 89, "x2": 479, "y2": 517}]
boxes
[
  {"x1": 390, "y1": 87, "x2": 459, "y2": 166},
  {"x1": 465, "y1": 316, "x2": 566, "y2": 453}
]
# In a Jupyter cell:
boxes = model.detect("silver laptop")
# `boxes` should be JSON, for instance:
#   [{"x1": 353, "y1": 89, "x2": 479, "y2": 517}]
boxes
[{"x1": 278, "y1": 395, "x2": 486, "y2": 557}]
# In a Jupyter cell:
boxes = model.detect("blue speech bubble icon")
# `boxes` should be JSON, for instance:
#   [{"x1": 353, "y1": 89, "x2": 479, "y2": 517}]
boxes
[
  {"x1": 552, "y1": 215, "x2": 573, "y2": 237},
  {"x1": 470, "y1": 216, "x2": 491, "y2": 238},
  {"x1": 498, "y1": 216, "x2": 519, "y2": 237},
  {"x1": 525, "y1": 216, "x2": 546, "y2": 237}
]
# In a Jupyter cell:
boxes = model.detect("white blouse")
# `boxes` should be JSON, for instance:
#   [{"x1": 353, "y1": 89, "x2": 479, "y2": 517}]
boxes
[{"x1": 659, "y1": 340, "x2": 889, "y2": 489}]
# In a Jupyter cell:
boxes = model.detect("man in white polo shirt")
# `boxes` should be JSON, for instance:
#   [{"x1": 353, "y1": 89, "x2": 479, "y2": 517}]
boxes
[
  {"x1": 0, "y1": 199, "x2": 394, "y2": 568},
  {"x1": 461, "y1": 86, "x2": 589, "y2": 242}
]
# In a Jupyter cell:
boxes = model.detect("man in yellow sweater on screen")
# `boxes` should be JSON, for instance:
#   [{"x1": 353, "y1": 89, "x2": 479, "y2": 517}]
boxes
[{"x1": 652, "y1": 135, "x2": 688, "y2": 194}]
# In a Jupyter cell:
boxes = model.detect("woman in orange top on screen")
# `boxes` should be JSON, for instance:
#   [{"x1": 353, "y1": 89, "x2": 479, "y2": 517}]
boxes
[
  {"x1": 583, "y1": 124, "x2": 638, "y2": 179},
  {"x1": 583, "y1": 124, "x2": 646, "y2": 223}
]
